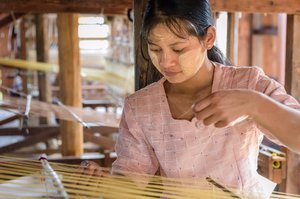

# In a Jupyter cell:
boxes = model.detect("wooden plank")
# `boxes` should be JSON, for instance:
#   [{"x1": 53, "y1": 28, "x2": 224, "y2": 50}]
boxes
[
  {"x1": 57, "y1": 13, "x2": 83, "y2": 156},
  {"x1": 285, "y1": 14, "x2": 300, "y2": 194},
  {"x1": 0, "y1": 0, "x2": 132, "y2": 15},
  {"x1": 210, "y1": 0, "x2": 300, "y2": 14}
]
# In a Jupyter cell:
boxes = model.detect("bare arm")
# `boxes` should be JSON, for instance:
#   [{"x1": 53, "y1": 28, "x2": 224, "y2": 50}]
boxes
[{"x1": 250, "y1": 92, "x2": 300, "y2": 153}]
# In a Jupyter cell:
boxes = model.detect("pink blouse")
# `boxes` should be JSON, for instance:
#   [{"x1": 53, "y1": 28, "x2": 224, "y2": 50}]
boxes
[{"x1": 112, "y1": 63, "x2": 300, "y2": 198}]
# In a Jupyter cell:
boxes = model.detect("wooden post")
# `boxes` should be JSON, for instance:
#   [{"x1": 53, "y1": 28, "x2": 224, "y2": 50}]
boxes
[
  {"x1": 227, "y1": 13, "x2": 239, "y2": 65},
  {"x1": 19, "y1": 18, "x2": 28, "y2": 94},
  {"x1": 237, "y1": 13, "x2": 252, "y2": 66},
  {"x1": 35, "y1": 14, "x2": 52, "y2": 124},
  {"x1": 19, "y1": 19, "x2": 26, "y2": 59},
  {"x1": 285, "y1": 14, "x2": 300, "y2": 194},
  {"x1": 57, "y1": 13, "x2": 83, "y2": 156}
]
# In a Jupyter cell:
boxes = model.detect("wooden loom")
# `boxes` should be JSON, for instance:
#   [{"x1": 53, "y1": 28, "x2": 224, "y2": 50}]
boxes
[
  {"x1": 0, "y1": 86, "x2": 121, "y2": 128},
  {"x1": 1, "y1": 155, "x2": 300, "y2": 199},
  {"x1": 0, "y1": 86, "x2": 120, "y2": 157}
]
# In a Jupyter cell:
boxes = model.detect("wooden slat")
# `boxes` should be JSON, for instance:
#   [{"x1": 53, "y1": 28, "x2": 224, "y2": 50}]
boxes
[
  {"x1": 0, "y1": 0, "x2": 132, "y2": 15},
  {"x1": 210, "y1": 0, "x2": 300, "y2": 14}
]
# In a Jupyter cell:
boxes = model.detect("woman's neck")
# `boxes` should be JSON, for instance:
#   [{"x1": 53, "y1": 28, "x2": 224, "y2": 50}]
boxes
[{"x1": 165, "y1": 60, "x2": 215, "y2": 96}]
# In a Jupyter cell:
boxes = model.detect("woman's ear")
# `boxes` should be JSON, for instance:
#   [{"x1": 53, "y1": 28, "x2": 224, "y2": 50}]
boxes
[{"x1": 204, "y1": 26, "x2": 216, "y2": 50}]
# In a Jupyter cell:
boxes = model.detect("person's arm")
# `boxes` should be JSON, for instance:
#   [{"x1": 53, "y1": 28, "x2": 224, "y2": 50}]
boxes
[
  {"x1": 193, "y1": 89, "x2": 300, "y2": 154},
  {"x1": 250, "y1": 92, "x2": 300, "y2": 153}
]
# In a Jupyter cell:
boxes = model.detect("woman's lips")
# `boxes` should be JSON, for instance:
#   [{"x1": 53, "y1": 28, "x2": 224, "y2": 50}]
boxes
[{"x1": 164, "y1": 71, "x2": 181, "y2": 77}]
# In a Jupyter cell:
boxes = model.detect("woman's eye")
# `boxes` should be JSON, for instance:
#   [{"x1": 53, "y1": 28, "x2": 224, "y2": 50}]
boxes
[
  {"x1": 150, "y1": 49, "x2": 161, "y2": 52},
  {"x1": 173, "y1": 49, "x2": 184, "y2": 53}
]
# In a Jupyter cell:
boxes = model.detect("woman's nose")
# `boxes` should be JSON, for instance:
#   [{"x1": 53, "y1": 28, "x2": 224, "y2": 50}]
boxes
[{"x1": 159, "y1": 52, "x2": 176, "y2": 68}]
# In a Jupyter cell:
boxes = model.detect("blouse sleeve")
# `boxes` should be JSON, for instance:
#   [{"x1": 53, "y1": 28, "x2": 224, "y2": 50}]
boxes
[
  {"x1": 112, "y1": 98, "x2": 159, "y2": 176},
  {"x1": 253, "y1": 67, "x2": 300, "y2": 144}
]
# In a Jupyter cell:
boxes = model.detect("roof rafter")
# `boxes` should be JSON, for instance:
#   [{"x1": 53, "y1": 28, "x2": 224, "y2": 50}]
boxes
[{"x1": 0, "y1": 0, "x2": 132, "y2": 15}]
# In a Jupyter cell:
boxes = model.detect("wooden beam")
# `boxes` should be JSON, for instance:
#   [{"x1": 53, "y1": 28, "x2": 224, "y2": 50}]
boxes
[
  {"x1": 285, "y1": 14, "x2": 300, "y2": 194},
  {"x1": 210, "y1": 0, "x2": 300, "y2": 14},
  {"x1": 0, "y1": 126, "x2": 58, "y2": 136},
  {"x1": 0, "y1": 128, "x2": 58, "y2": 153},
  {"x1": 0, "y1": 0, "x2": 132, "y2": 15},
  {"x1": 0, "y1": 115, "x2": 19, "y2": 125},
  {"x1": 57, "y1": 13, "x2": 83, "y2": 156},
  {"x1": 0, "y1": 13, "x2": 25, "y2": 29},
  {"x1": 3, "y1": 0, "x2": 300, "y2": 14}
]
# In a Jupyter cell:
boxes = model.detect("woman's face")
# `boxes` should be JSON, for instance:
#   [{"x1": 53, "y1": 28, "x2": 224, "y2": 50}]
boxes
[{"x1": 147, "y1": 24, "x2": 207, "y2": 84}]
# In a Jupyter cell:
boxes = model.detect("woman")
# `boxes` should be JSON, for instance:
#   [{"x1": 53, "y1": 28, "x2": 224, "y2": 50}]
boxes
[{"x1": 82, "y1": 0, "x2": 300, "y2": 197}]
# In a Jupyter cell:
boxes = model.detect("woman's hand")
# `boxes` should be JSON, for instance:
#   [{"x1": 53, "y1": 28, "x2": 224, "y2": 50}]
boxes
[
  {"x1": 75, "y1": 160, "x2": 104, "y2": 197},
  {"x1": 193, "y1": 89, "x2": 259, "y2": 127},
  {"x1": 79, "y1": 160, "x2": 103, "y2": 177}
]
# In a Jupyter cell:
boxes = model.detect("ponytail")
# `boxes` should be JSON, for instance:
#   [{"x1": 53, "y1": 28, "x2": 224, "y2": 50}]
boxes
[{"x1": 207, "y1": 45, "x2": 232, "y2": 66}]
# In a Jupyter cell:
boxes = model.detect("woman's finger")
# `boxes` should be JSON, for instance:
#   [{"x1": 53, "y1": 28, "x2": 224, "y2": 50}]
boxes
[
  {"x1": 194, "y1": 104, "x2": 214, "y2": 121},
  {"x1": 193, "y1": 95, "x2": 212, "y2": 112}
]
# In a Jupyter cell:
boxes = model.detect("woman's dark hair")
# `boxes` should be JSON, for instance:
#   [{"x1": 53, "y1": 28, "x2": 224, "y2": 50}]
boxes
[{"x1": 139, "y1": 0, "x2": 231, "y2": 86}]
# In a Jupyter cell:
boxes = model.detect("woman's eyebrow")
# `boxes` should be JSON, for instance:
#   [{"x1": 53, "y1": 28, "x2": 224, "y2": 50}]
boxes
[
  {"x1": 147, "y1": 40, "x2": 187, "y2": 46},
  {"x1": 147, "y1": 40, "x2": 158, "y2": 46}
]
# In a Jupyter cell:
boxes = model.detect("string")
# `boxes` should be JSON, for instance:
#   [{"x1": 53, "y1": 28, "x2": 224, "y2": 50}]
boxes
[
  {"x1": 0, "y1": 94, "x2": 120, "y2": 127},
  {"x1": 1, "y1": 155, "x2": 299, "y2": 199}
]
